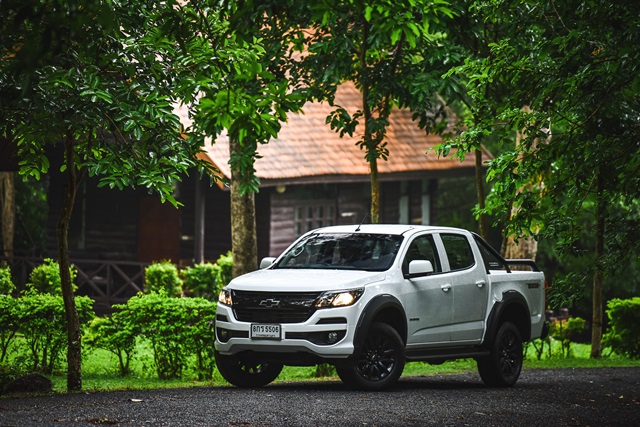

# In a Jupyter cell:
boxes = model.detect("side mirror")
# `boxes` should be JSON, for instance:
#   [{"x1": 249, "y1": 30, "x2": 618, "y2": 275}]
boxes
[
  {"x1": 259, "y1": 257, "x2": 277, "y2": 269},
  {"x1": 408, "y1": 260, "x2": 434, "y2": 279}
]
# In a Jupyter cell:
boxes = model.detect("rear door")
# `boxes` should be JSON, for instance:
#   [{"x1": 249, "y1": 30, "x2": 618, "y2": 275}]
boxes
[{"x1": 439, "y1": 233, "x2": 488, "y2": 343}]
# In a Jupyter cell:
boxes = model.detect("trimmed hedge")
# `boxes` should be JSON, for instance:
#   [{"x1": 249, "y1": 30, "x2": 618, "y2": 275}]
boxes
[
  {"x1": 89, "y1": 291, "x2": 217, "y2": 380},
  {"x1": 603, "y1": 297, "x2": 640, "y2": 359}
]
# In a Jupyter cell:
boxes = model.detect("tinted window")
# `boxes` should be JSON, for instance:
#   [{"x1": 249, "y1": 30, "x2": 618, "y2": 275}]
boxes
[
  {"x1": 441, "y1": 234, "x2": 474, "y2": 271},
  {"x1": 275, "y1": 233, "x2": 403, "y2": 271},
  {"x1": 474, "y1": 235, "x2": 507, "y2": 271},
  {"x1": 402, "y1": 234, "x2": 441, "y2": 274}
]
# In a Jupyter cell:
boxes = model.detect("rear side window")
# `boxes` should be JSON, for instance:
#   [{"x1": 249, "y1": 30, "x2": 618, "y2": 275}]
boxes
[
  {"x1": 441, "y1": 234, "x2": 474, "y2": 271},
  {"x1": 474, "y1": 235, "x2": 507, "y2": 271}
]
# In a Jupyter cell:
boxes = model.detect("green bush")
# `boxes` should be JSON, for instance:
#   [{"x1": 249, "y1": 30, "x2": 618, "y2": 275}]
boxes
[
  {"x1": 603, "y1": 297, "x2": 640, "y2": 359},
  {"x1": 144, "y1": 261, "x2": 183, "y2": 296},
  {"x1": 85, "y1": 309, "x2": 138, "y2": 377},
  {"x1": 550, "y1": 316, "x2": 586, "y2": 358},
  {"x1": 0, "y1": 263, "x2": 15, "y2": 295},
  {"x1": 25, "y1": 258, "x2": 77, "y2": 295},
  {"x1": 18, "y1": 293, "x2": 94, "y2": 374},
  {"x1": 181, "y1": 252, "x2": 233, "y2": 301},
  {"x1": 182, "y1": 262, "x2": 220, "y2": 301},
  {"x1": 215, "y1": 251, "x2": 233, "y2": 288},
  {"x1": 0, "y1": 295, "x2": 20, "y2": 364},
  {"x1": 110, "y1": 292, "x2": 216, "y2": 379}
]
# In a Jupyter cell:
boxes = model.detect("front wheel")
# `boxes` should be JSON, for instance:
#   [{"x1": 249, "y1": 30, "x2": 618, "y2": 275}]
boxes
[
  {"x1": 336, "y1": 322, "x2": 405, "y2": 391},
  {"x1": 215, "y1": 351, "x2": 283, "y2": 388},
  {"x1": 477, "y1": 321, "x2": 523, "y2": 387}
]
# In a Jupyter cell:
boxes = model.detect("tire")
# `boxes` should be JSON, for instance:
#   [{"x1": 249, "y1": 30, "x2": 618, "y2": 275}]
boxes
[
  {"x1": 215, "y1": 351, "x2": 283, "y2": 388},
  {"x1": 336, "y1": 322, "x2": 405, "y2": 391},
  {"x1": 477, "y1": 321, "x2": 523, "y2": 387}
]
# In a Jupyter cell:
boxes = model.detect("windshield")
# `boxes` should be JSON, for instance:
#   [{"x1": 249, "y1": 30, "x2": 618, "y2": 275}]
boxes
[{"x1": 274, "y1": 233, "x2": 403, "y2": 271}]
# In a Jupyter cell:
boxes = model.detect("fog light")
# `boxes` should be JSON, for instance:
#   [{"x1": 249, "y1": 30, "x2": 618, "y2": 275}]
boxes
[
  {"x1": 217, "y1": 328, "x2": 230, "y2": 343},
  {"x1": 327, "y1": 332, "x2": 339, "y2": 343}
]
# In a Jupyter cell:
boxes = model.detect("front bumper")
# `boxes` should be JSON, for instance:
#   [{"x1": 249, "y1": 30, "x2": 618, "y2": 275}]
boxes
[{"x1": 214, "y1": 303, "x2": 357, "y2": 359}]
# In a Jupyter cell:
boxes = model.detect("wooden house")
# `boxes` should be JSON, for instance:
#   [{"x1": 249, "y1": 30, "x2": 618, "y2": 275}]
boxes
[{"x1": 3, "y1": 83, "x2": 489, "y2": 311}]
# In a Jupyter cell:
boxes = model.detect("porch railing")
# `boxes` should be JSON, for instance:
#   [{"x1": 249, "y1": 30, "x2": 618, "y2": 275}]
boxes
[{"x1": 1, "y1": 256, "x2": 149, "y2": 314}]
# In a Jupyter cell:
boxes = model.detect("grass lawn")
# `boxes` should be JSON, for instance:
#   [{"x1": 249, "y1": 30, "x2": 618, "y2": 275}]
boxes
[{"x1": 43, "y1": 340, "x2": 640, "y2": 393}]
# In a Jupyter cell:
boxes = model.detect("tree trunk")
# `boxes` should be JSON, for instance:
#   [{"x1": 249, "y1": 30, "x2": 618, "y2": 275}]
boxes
[
  {"x1": 591, "y1": 171, "x2": 606, "y2": 358},
  {"x1": 370, "y1": 157, "x2": 380, "y2": 224},
  {"x1": 0, "y1": 172, "x2": 15, "y2": 258},
  {"x1": 474, "y1": 149, "x2": 488, "y2": 239},
  {"x1": 503, "y1": 106, "x2": 544, "y2": 262},
  {"x1": 229, "y1": 136, "x2": 258, "y2": 278},
  {"x1": 58, "y1": 136, "x2": 82, "y2": 391}
]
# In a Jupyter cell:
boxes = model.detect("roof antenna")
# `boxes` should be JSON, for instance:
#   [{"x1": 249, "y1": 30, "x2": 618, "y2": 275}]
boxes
[{"x1": 355, "y1": 213, "x2": 369, "y2": 232}]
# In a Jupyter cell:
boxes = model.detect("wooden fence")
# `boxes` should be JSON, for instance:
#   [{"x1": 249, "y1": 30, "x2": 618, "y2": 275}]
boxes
[{"x1": 2, "y1": 256, "x2": 149, "y2": 314}]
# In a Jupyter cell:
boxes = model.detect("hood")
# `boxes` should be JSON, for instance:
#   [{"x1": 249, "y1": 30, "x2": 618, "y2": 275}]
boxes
[{"x1": 227, "y1": 268, "x2": 387, "y2": 293}]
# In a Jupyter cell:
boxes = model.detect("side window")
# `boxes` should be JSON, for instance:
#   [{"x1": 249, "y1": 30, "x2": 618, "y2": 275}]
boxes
[
  {"x1": 402, "y1": 234, "x2": 441, "y2": 274},
  {"x1": 474, "y1": 235, "x2": 507, "y2": 271},
  {"x1": 441, "y1": 234, "x2": 474, "y2": 271}
]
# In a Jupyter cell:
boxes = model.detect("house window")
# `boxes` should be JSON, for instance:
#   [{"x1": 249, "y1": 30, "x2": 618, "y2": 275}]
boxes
[{"x1": 295, "y1": 204, "x2": 336, "y2": 236}]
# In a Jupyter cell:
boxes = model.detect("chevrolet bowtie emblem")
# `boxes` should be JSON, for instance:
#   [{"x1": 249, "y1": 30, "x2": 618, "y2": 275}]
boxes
[{"x1": 259, "y1": 298, "x2": 281, "y2": 308}]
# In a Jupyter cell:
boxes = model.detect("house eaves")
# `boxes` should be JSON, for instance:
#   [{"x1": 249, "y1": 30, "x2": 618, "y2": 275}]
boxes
[{"x1": 195, "y1": 82, "x2": 491, "y2": 188}]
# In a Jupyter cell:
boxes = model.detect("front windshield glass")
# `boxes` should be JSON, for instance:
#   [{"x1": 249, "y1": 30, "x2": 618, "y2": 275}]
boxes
[{"x1": 274, "y1": 233, "x2": 403, "y2": 271}]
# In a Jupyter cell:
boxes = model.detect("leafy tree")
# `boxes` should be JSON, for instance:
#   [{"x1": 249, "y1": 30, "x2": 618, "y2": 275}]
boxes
[
  {"x1": 0, "y1": 0, "x2": 252, "y2": 390},
  {"x1": 435, "y1": 0, "x2": 640, "y2": 356},
  {"x1": 177, "y1": 1, "x2": 311, "y2": 277},
  {"x1": 305, "y1": 0, "x2": 455, "y2": 223}
]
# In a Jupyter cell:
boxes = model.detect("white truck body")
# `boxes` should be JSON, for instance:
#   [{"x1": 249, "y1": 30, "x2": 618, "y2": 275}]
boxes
[{"x1": 215, "y1": 225, "x2": 548, "y2": 390}]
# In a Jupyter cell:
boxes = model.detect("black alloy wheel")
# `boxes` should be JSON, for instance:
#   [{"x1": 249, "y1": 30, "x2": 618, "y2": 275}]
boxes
[
  {"x1": 477, "y1": 321, "x2": 523, "y2": 387},
  {"x1": 336, "y1": 322, "x2": 405, "y2": 390}
]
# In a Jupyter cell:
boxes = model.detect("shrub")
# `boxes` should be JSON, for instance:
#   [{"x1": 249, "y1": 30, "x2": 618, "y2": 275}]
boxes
[
  {"x1": 0, "y1": 295, "x2": 20, "y2": 364},
  {"x1": 180, "y1": 297, "x2": 217, "y2": 380},
  {"x1": 182, "y1": 262, "x2": 221, "y2": 301},
  {"x1": 25, "y1": 258, "x2": 77, "y2": 295},
  {"x1": 18, "y1": 293, "x2": 94, "y2": 374},
  {"x1": 85, "y1": 309, "x2": 138, "y2": 377},
  {"x1": 215, "y1": 251, "x2": 233, "y2": 288},
  {"x1": 0, "y1": 263, "x2": 15, "y2": 295},
  {"x1": 113, "y1": 292, "x2": 216, "y2": 379},
  {"x1": 603, "y1": 297, "x2": 640, "y2": 359},
  {"x1": 144, "y1": 261, "x2": 183, "y2": 296},
  {"x1": 181, "y1": 252, "x2": 233, "y2": 301},
  {"x1": 550, "y1": 316, "x2": 586, "y2": 357}
]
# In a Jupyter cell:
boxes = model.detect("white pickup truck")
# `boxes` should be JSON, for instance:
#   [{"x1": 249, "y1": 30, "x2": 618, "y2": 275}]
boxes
[{"x1": 215, "y1": 225, "x2": 548, "y2": 390}]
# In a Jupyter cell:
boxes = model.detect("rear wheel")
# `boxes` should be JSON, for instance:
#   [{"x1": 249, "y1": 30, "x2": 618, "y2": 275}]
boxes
[
  {"x1": 336, "y1": 322, "x2": 405, "y2": 391},
  {"x1": 477, "y1": 321, "x2": 523, "y2": 387},
  {"x1": 215, "y1": 351, "x2": 283, "y2": 388}
]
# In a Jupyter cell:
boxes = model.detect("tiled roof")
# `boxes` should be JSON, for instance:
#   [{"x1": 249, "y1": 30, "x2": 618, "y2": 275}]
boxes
[{"x1": 196, "y1": 82, "x2": 491, "y2": 186}]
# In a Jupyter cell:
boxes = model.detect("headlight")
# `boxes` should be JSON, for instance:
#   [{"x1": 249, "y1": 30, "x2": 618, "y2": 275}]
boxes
[
  {"x1": 218, "y1": 288, "x2": 233, "y2": 306},
  {"x1": 315, "y1": 288, "x2": 364, "y2": 308}
]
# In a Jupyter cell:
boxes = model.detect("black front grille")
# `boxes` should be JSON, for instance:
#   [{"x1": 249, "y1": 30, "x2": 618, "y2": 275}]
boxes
[{"x1": 231, "y1": 290, "x2": 322, "y2": 323}]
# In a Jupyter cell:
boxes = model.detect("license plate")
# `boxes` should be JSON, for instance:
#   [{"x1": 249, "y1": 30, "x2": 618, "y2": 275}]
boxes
[{"x1": 250, "y1": 324, "x2": 281, "y2": 340}]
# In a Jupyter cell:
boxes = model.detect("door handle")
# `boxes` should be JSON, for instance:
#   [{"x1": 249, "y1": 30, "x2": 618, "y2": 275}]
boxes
[
  {"x1": 476, "y1": 280, "x2": 486, "y2": 288},
  {"x1": 441, "y1": 284, "x2": 452, "y2": 292}
]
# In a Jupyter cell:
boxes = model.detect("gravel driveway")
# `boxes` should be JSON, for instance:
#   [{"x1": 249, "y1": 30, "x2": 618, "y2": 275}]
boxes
[{"x1": 1, "y1": 367, "x2": 638, "y2": 426}]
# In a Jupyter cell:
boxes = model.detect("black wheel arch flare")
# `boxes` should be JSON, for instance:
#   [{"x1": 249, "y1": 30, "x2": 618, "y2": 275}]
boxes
[
  {"x1": 485, "y1": 290, "x2": 532, "y2": 344},
  {"x1": 353, "y1": 294, "x2": 407, "y2": 354}
]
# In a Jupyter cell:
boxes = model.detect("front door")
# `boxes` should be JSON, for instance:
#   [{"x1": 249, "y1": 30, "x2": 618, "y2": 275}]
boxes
[{"x1": 402, "y1": 234, "x2": 452, "y2": 346}]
